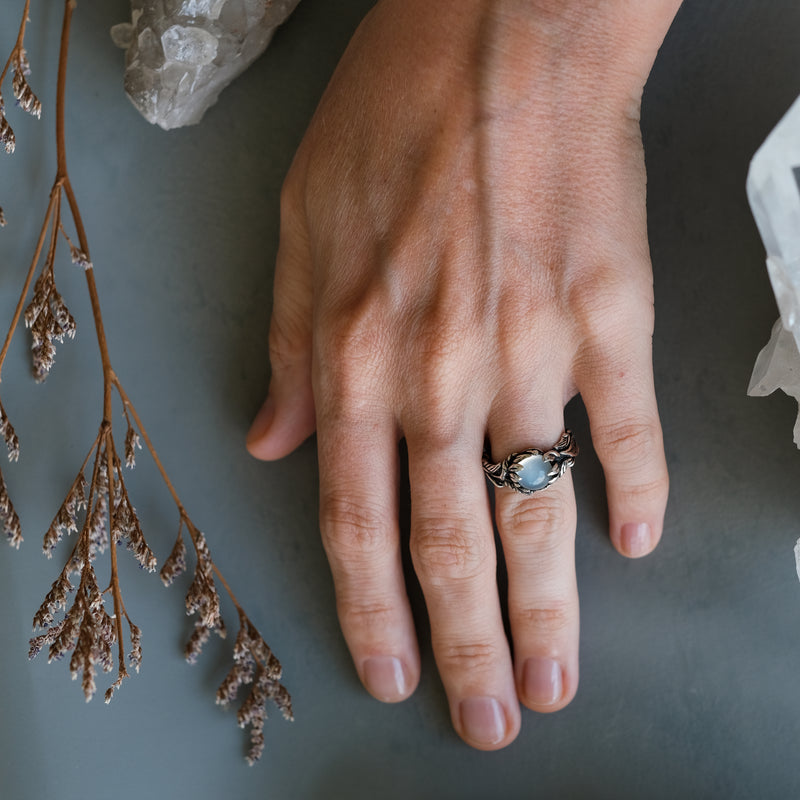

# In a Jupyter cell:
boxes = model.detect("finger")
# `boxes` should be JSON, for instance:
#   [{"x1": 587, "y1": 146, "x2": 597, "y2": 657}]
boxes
[
  {"x1": 489, "y1": 409, "x2": 579, "y2": 714},
  {"x1": 317, "y1": 400, "x2": 420, "y2": 704},
  {"x1": 247, "y1": 185, "x2": 316, "y2": 461},
  {"x1": 577, "y1": 315, "x2": 669, "y2": 559},
  {"x1": 407, "y1": 430, "x2": 520, "y2": 751}
]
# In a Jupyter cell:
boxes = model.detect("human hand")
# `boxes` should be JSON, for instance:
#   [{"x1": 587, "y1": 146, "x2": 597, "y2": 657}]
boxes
[{"x1": 247, "y1": 0, "x2": 679, "y2": 750}]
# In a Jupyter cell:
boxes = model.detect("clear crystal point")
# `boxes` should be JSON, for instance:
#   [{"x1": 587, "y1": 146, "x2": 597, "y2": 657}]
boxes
[
  {"x1": 747, "y1": 94, "x2": 800, "y2": 446},
  {"x1": 113, "y1": 0, "x2": 302, "y2": 130}
]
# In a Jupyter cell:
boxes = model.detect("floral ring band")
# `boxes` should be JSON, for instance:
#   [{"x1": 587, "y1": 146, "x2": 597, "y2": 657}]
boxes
[{"x1": 482, "y1": 430, "x2": 578, "y2": 495}]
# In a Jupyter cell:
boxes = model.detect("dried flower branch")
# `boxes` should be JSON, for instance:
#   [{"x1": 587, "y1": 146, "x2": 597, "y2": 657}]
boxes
[{"x1": 1, "y1": 0, "x2": 291, "y2": 762}]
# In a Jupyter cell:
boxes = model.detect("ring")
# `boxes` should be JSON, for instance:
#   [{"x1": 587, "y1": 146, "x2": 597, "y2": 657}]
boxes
[{"x1": 482, "y1": 430, "x2": 578, "y2": 495}]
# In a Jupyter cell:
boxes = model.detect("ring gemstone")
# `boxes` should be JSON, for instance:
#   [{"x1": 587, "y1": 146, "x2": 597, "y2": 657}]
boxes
[{"x1": 515, "y1": 453, "x2": 552, "y2": 492}]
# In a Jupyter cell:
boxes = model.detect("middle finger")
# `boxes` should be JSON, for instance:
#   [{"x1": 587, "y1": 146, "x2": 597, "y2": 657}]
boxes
[{"x1": 406, "y1": 427, "x2": 520, "y2": 750}]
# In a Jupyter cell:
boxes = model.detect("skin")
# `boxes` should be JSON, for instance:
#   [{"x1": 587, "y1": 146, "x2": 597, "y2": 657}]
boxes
[{"x1": 247, "y1": 0, "x2": 682, "y2": 750}]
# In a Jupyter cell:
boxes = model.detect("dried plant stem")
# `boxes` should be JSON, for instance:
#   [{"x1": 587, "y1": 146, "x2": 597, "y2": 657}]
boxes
[
  {"x1": 0, "y1": 0, "x2": 31, "y2": 88},
  {"x1": 54, "y1": 2, "x2": 113, "y2": 422},
  {"x1": 105, "y1": 432, "x2": 126, "y2": 679},
  {"x1": 4, "y1": 0, "x2": 291, "y2": 758}
]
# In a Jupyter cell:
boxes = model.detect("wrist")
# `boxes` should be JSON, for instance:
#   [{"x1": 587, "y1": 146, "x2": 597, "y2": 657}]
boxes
[
  {"x1": 372, "y1": 0, "x2": 681, "y2": 115},
  {"x1": 472, "y1": 0, "x2": 683, "y2": 124}
]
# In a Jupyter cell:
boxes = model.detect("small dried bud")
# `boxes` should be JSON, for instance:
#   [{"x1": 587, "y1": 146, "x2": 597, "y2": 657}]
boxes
[
  {"x1": 29, "y1": 618, "x2": 66, "y2": 660},
  {"x1": 0, "y1": 115, "x2": 15, "y2": 154},
  {"x1": 32, "y1": 572, "x2": 73, "y2": 629},
  {"x1": 24, "y1": 273, "x2": 49, "y2": 329},
  {"x1": 114, "y1": 492, "x2": 156, "y2": 572},
  {"x1": 87, "y1": 494, "x2": 109, "y2": 560},
  {"x1": 69, "y1": 244, "x2": 92, "y2": 270},
  {"x1": 51, "y1": 292, "x2": 76, "y2": 340},
  {"x1": 31, "y1": 338, "x2": 56, "y2": 382},
  {"x1": 104, "y1": 670, "x2": 128, "y2": 705},
  {"x1": 124, "y1": 426, "x2": 141, "y2": 469},
  {"x1": 246, "y1": 716, "x2": 265, "y2": 766},
  {"x1": 128, "y1": 623, "x2": 142, "y2": 673},
  {"x1": 74, "y1": 472, "x2": 88, "y2": 511},
  {"x1": 184, "y1": 622, "x2": 211, "y2": 665},
  {"x1": 160, "y1": 532, "x2": 187, "y2": 587},
  {"x1": 48, "y1": 601, "x2": 83, "y2": 663},
  {"x1": 216, "y1": 662, "x2": 247, "y2": 707},
  {"x1": 12, "y1": 68, "x2": 42, "y2": 119},
  {"x1": 0, "y1": 207, "x2": 6, "y2": 227},
  {"x1": 0, "y1": 410, "x2": 20, "y2": 462},
  {"x1": 0, "y1": 471, "x2": 22, "y2": 548},
  {"x1": 271, "y1": 683, "x2": 294, "y2": 722}
]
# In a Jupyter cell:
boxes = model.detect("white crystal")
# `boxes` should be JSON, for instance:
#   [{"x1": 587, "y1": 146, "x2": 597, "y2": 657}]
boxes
[
  {"x1": 748, "y1": 319, "x2": 800, "y2": 445},
  {"x1": 795, "y1": 538, "x2": 800, "y2": 583},
  {"x1": 175, "y1": 0, "x2": 227, "y2": 20},
  {"x1": 161, "y1": 25, "x2": 218, "y2": 65},
  {"x1": 747, "y1": 93, "x2": 800, "y2": 446},
  {"x1": 113, "y1": 0, "x2": 302, "y2": 130}
]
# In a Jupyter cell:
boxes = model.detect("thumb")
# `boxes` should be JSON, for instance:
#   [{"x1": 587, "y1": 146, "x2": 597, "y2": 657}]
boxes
[{"x1": 247, "y1": 197, "x2": 316, "y2": 461}]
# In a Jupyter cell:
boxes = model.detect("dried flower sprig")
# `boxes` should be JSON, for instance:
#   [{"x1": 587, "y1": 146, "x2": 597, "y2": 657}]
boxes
[
  {"x1": 30, "y1": 421, "x2": 153, "y2": 702},
  {"x1": 117, "y1": 380, "x2": 293, "y2": 763},
  {"x1": 219, "y1": 610, "x2": 294, "y2": 765},
  {"x1": 0, "y1": 399, "x2": 22, "y2": 548},
  {"x1": 1, "y1": 0, "x2": 291, "y2": 762},
  {"x1": 0, "y1": 0, "x2": 39, "y2": 188}
]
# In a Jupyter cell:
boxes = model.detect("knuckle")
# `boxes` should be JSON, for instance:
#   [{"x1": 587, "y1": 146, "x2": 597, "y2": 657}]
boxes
[
  {"x1": 615, "y1": 474, "x2": 669, "y2": 506},
  {"x1": 568, "y1": 264, "x2": 654, "y2": 340},
  {"x1": 437, "y1": 640, "x2": 502, "y2": 673},
  {"x1": 316, "y1": 303, "x2": 389, "y2": 395},
  {"x1": 593, "y1": 417, "x2": 662, "y2": 468},
  {"x1": 411, "y1": 521, "x2": 491, "y2": 585},
  {"x1": 337, "y1": 595, "x2": 396, "y2": 634},
  {"x1": 321, "y1": 492, "x2": 389, "y2": 563},
  {"x1": 498, "y1": 495, "x2": 569, "y2": 547},
  {"x1": 512, "y1": 604, "x2": 573, "y2": 637}
]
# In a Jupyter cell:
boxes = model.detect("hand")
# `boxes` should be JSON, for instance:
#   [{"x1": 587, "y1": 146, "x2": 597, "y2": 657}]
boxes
[{"x1": 247, "y1": 0, "x2": 678, "y2": 750}]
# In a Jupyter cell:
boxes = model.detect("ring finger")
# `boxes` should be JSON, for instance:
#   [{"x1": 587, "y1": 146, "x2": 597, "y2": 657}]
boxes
[{"x1": 488, "y1": 404, "x2": 580, "y2": 713}]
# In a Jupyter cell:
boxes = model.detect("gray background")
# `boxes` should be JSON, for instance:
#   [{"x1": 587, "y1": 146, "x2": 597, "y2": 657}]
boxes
[{"x1": 1, "y1": 1, "x2": 799, "y2": 798}]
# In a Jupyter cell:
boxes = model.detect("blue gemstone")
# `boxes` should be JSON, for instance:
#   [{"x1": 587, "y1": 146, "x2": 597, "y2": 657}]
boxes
[{"x1": 516, "y1": 454, "x2": 551, "y2": 491}]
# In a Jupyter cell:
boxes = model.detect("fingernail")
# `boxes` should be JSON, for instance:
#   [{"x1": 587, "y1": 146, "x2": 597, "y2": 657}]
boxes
[
  {"x1": 459, "y1": 697, "x2": 506, "y2": 746},
  {"x1": 247, "y1": 395, "x2": 275, "y2": 444},
  {"x1": 363, "y1": 656, "x2": 408, "y2": 702},
  {"x1": 620, "y1": 522, "x2": 652, "y2": 558},
  {"x1": 523, "y1": 657, "x2": 562, "y2": 706}
]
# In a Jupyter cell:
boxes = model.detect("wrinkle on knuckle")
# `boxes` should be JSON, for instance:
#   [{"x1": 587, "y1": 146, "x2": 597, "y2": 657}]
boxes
[
  {"x1": 593, "y1": 418, "x2": 662, "y2": 468},
  {"x1": 411, "y1": 521, "x2": 491, "y2": 585},
  {"x1": 437, "y1": 640, "x2": 501, "y2": 673},
  {"x1": 336, "y1": 595, "x2": 396, "y2": 633},
  {"x1": 499, "y1": 496, "x2": 569, "y2": 546},
  {"x1": 512, "y1": 604, "x2": 573, "y2": 637},
  {"x1": 615, "y1": 474, "x2": 669, "y2": 506},
  {"x1": 321, "y1": 492, "x2": 389, "y2": 562}
]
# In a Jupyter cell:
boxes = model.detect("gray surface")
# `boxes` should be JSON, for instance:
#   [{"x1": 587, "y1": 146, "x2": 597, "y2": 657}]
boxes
[{"x1": 1, "y1": 1, "x2": 799, "y2": 798}]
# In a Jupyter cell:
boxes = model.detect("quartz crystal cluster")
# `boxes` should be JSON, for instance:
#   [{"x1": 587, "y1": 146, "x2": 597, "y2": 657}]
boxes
[
  {"x1": 746, "y1": 95, "x2": 800, "y2": 578},
  {"x1": 747, "y1": 94, "x2": 800, "y2": 447},
  {"x1": 111, "y1": 0, "x2": 302, "y2": 130}
]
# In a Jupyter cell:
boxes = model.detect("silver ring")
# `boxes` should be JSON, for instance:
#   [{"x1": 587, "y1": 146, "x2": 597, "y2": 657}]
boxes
[{"x1": 482, "y1": 430, "x2": 578, "y2": 495}]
